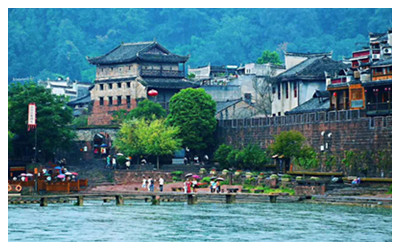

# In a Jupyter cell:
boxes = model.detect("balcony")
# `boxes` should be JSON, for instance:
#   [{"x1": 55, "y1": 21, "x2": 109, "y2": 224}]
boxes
[
  {"x1": 366, "y1": 102, "x2": 392, "y2": 116},
  {"x1": 140, "y1": 69, "x2": 184, "y2": 78}
]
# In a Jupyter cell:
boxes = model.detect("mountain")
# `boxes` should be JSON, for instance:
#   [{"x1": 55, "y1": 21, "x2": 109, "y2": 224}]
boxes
[{"x1": 8, "y1": 8, "x2": 392, "y2": 83}]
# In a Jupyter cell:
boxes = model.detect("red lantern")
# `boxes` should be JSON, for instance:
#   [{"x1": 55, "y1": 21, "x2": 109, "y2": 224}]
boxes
[
  {"x1": 333, "y1": 92, "x2": 337, "y2": 97},
  {"x1": 148, "y1": 89, "x2": 158, "y2": 97}
]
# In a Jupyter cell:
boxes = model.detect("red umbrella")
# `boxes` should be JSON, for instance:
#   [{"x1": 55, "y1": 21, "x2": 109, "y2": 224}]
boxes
[
  {"x1": 192, "y1": 175, "x2": 200, "y2": 179},
  {"x1": 72, "y1": 172, "x2": 78, "y2": 176}
]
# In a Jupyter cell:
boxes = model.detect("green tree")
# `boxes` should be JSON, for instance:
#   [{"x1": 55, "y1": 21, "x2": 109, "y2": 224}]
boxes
[
  {"x1": 240, "y1": 144, "x2": 267, "y2": 170},
  {"x1": 256, "y1": 50, "x2": 283, "y2": 65},
  {"x1": 294, "y1": 146, "x2": 319, "y2": 170},
  {"x1": 269, "y1": 130, "x2": 307, "y2": 168},
  {"x1": 127, "y1": 99, "x2": 166, "y2": 121},
  {"x1": 111, "y1": 109, "x2": 129, "y2": 125},
  {"x1": 114, "y1": 117, "x2": 181, "y2": 169},
  {"x1": 167, "y1": 88, "x2": 217, "y2": 152},
  {"x1": 8, "y1": 82, "x2": 75, "y2": 161},
  {"x1": 214, "y1": 144, "x2": 234, "y2": 169}
]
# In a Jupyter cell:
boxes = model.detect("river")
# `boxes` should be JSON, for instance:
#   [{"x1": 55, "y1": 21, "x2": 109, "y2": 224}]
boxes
[{"x1": 8, "y1": 201, "x2": 391, "y2": 242}]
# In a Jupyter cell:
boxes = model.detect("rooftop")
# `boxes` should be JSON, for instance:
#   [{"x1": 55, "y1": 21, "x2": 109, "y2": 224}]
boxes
[
  {"x1": 87, "y1": 41, "x2": 189, "y2": 65},
  {"x1": 285, "y1": 90, "x2": 330, "y2": 115}
]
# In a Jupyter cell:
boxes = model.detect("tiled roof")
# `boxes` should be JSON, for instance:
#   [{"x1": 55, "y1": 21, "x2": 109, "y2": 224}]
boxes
[
  {"x1": 285, "y1": 95, "x2": 330, "y2": 115},
  {"x1": 141, "y1": 77, "x2": 199, "y2": 90},
  {"x1": 371, "y1": 58, "x2": 392, "y2": 67},
  {"x1": 67, "y1": 93, "x2": 92, "y2": 106},
  {"x1": 362, "y1": 79, "x2": 392, "y2": 88},
  {"x1": 216, "y1": 99, "x2": 243, "y2": 113},
  {"x1": 278, "y1": 56, "x2": 347, "y2": 81},
  {"x1": 285, "y1": 52, "x2": 332, "y2": 58},
  {"x1": 88, "y1": 41, "x2": 189, "y2": 65}
]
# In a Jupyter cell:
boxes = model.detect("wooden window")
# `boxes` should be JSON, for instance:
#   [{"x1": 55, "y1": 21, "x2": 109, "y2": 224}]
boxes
[
  {"x1": 117, "y1": 96, "x2": 122, "y2": 105},
  {"x1": 126, "y1": 95, "x2": 131, "y2": 106},
  {"x1": 108, "y1": 97, "x2": 113, "y2": 106},
  {"x1": 108, "y1": 83, "x2": 113, "y2": 89},
  {"x1": 99, "y1": 97, "x2": 104, "y2": 106},
  {"x1": 99, "y1": 84, "x2": 104, "y2": 90},
  {"x1": 293, "y1": 82, "x2": 297, "y2": 98},
  {"x1": 118, "y1": 82, "x2": 122, "y2": 88},
  {"x1": 126, "y1": 82, "x2": 131, "y2": 88}
]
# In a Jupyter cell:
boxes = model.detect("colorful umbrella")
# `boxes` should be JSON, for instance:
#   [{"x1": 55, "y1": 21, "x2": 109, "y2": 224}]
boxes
[
  {"x1": 54, "y1": 166, "x2": 62, "y2": 170},
  {"x1": 57, "y1": 174, "x2": 65, "y2": 178},
  {"x1": 192, "y1": 175, "x2": 200, "y2": 179},
  {"x1": 26, "y1": 173, "x2": 34, "y2": 177},
  {"x1": 65, "y1": 172, "x2": 72, "y2": 175},
  {"x1": 216, "y1": 177, "x2": 224, "y2": 181},
  {"x1": 72, "y1": 172, "x2": 79, "y2": 176},
  {"x1": 20, "y1": 173, "x2": 27, "y2": 176},
  {"x1": 185, "y1": 173, "x2": 193, "y2": 178}
]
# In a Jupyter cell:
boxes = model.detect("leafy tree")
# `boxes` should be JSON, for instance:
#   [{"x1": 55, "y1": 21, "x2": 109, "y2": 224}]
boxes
[
  {"x1": 8, "y1": 130, "x2": 15, "y2": 155},
  {"x1": 269, "y1": 130, "x2": 307, "y2": 168},
  {"x1": 294, "y1": 146, "x2": 319, "y2": 170},
  {"x1": 256, "y1": 50, "x2": 282, "y2": 65},
  {"x1": 111, "y1": 109, "x2": 129, "y2": 125},
  {"x1": 114, "y1": 117, "x2": 181, "y2": 169},
  {"x1": 214, "y1": 144, "x2": 234, "y2": 169},
  {"x1": 167, "y1": 88, "x2": 217, "y2": 152},
  {"x1": 341, "y1": 150, "x2": 358, "y2": 175},
  {"x1": 240, "y1": 144, "x2": 267, "y2": 170},
  {"x1": 8, "y1": 82, "x2": 75, "y2": 161},
  {"x1": 127, "y1": 99, "x2": 167, "y2": 121}
]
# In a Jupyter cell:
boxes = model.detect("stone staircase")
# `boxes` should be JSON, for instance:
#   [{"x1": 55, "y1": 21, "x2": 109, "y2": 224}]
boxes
[{"x1": 67, "y1": 158, "x2": 115, "y2": 187}]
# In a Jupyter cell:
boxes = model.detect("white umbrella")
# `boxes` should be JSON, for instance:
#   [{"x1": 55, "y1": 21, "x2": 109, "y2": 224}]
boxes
[{"x1": 65, "y1": 172, "x2": 73, "y2": 175}]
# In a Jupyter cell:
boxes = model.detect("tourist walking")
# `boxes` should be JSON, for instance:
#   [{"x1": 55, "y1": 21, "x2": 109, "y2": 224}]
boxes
[
  {"x1": 184, "y1": 179, "x2": 192, "y2": 194},
  {"x1": 216, "y1": 180, "x2": 221, "y2": 193},
  {"x1": 210, "y1": 180, "x2": 215, "y2": 193},
  {"x1": 150, "y1": 177, "x2": 155, "y2": 192},
  {"x1": 125, "y1": 158, "x2": 131, "y2": 169},
  {"x1": 159, "y1": 176, "x2": 164, "y2": 192},
  {"x1": 192, "y1": 179, "x2": 197, "y2": 193},
  {"x1": 106, "y1": 155, "x2": 111, "y2": 169},
  {"x1": 142, "y1": 176, "x2": 147, "y2": 189}
]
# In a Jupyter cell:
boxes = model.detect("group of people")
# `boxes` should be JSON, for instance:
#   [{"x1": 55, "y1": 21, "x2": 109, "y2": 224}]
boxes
[
  {"x1": 183, "y1": 155, "x2": 209, "y2": 165},
  {"x1": 209, "y1": 179, "x2": 221, "y2": 193},
  {"x1": 105, "y1": 155, "x2": 118, "y2": 169},
  {"x1": 183, "y1": 178, "x2": 198, "y2": 194},
  {"x1": 142, "y1": 176, "x2": 164, "y2": 192}
]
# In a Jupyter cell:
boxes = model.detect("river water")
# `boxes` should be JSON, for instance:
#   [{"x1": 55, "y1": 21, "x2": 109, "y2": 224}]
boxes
[{"x1": 8, "y1": 200, "x2": 391, "y2": 242}]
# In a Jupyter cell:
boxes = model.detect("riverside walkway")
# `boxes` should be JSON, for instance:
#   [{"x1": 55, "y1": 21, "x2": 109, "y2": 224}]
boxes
[{"x1": 8, "y1": 191, "x2": 292, "y2": 206}]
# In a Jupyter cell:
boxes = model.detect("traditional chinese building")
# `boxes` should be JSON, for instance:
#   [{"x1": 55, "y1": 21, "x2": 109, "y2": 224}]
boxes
[
  {"x1": 271, "y1": 52, "x2": 346, "y2": 116},
  {"x1": 86, "y1": 41, "x2": 197, "y2": 125},
  {"x1": 327, "y1": 29, "x2": 392, "y2": 115}
]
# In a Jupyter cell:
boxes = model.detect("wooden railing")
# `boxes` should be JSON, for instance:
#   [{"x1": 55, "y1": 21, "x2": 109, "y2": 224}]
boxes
[{"x1": 8, "y1": 179, "x2": 88, "y2": 193}]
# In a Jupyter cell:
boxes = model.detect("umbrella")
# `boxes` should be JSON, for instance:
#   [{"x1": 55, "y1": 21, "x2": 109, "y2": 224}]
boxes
[
  {"x1": 116, "y1": 153, "x2": 124, "y2": 156},
  {"x1": 192, "y1": 175, "x2": 200, "y2": 179},
  {"x1": 54, "y1": 166, "x2": 62, "y2": 170},
  {"x1": 210, "y1": 176, "x2": 217, "y2": 180},
  {"x1": 44, "y1": 173, "x2": 51, "y2": 176},
  {"x1": 101, "y1": 144, "x2": 108, "y2": 147},
  {"x1": 72, "y1": 172, "x2": 79, "y2": 176},
  {"x1": 216, "y1": 177, "x2": 224, "y2": 181},
  {"x1": 57, "y1": 174, "x2": 65, "y2": 178},
  {"x1": 26, "y1": 173, "x2": 34, "y2": 177},
  {"x1": 20, "y1": 173, "x2": 27, "y2": 176},
  {"x1": 185, "y1": 173, "x2": 193, "y2": 178},
  {"x1": 65, "y1": 172, "x2": 72, "y2": 175}
]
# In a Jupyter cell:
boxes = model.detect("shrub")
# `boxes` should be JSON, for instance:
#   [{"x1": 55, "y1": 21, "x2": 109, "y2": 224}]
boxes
[
  {"x1": 309, "y1": 176, "x2": 320, "y2": 181},
  {"x1": 295, "y1": 176, "x2": 303, "y2": 181},
  {"x1": 171, "y1": 171, "x2": 183, "y2": 177},
  {"x1": 282, "y1": 174, "x2": 292, "y2": 180},
  {"x1": 270, "y1": 174, "x2": 278, "y2": 179},
  {"x1": 172, "y1": 176, "x2": 182, "y2": 182},
  {"x1": 201, "y1": 177, "x2": 211, "y2": 183},
  {"x1": 199, "y1": 168, "x2": 207, "y2": 175}
]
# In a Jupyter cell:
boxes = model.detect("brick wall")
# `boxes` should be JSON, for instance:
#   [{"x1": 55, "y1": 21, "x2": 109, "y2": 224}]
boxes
[
  {"x1": 88, "y1": 99, "x2": 137, "y2": 125},
  {"x1": 217, "y1": 110, "x2": 391, "y2": 172}
]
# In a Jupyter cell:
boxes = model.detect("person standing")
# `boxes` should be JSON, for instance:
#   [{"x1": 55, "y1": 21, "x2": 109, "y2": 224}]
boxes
[
  {"x1": 150, "y1": 177, "x2": 155, "y2": 192},
  {"x1": 112, "y1": 156, "x2": 117, "y2": 169},
  {"x1": 125, "y1": 158, "x2": 131, "y2": 169},
  {"x1": 192, "y1": 178, "x2": 197, "y2": 193},
  {"x1": 142, "y1": 176, "x2": 147, "y2": 190},
  {"x1": 159, "y1": 176, "x2": 164, "y2": 192},
  {"x1": 216, "y1": 180, "x2": 221, "y2": 193},
  {"x1": 210, "y1": 180, "x2": 215, "y2": 193},
  {"x1": 185, "y1": 179, "x2": 192, "y2": 194},
  {"x1": 148, "y1": 176, "x2": 152, "y2": 191}
]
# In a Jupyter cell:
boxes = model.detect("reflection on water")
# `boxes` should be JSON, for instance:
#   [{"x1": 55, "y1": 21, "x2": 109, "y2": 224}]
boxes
[{"x1": 8, "y1": 201, "x2": 392, "y2": 242}]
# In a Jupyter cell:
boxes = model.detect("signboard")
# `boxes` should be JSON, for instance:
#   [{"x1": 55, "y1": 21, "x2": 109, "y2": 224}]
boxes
[
  {"x1": 27, "y1": 103, "x2": 37, "y2": 131},
  {"x1": 351, "y1": 100, "x2": 364, "y2": 108}
]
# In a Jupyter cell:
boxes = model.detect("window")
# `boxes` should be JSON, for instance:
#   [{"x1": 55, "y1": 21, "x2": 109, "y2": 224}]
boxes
[
  {"x1": 108, "y1": 97, "x2": 113, "y2": 106},
  {"x1": 99, "y1": 84, "x2": 104, "y2": 90},
  {"x1": 272, "y1": 86, "x2": 276, "y2": 94},
  {"x1": 126, "y1": 95, "x2": 131, "y2": 106},
  {"x1": 108, "y1": 83, "x2": 113, "y2": 89},
  {"x1": 99, "y1": 97, "x2": 104, "y2": 106},
  {"x1": 126, "y1": 82, "x2": 131, "y2": 88},
  {"x1": 118, "y1": 82, "x2": 122, "y2": 88},
  {"x1": 117, "y1": 96, "x2": 122, "y2": 105},
  {"x1": 293, "y1": 82, "x2": 297, "y2": 98},
  {"x1": 277, "y1": 83, "x2": 281, "y2": 100},
  {"x1": 285, "y1": 82, "x2": 289, "y2": 99}
]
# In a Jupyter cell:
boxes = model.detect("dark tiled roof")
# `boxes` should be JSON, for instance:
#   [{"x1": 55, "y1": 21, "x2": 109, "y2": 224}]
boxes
[
  {"x1": 285, "y1": 96, "x2": 330, "y2": 115},
  {"x1": 67, "y1": 93, "x2": 92, "y2": 106},
  {"x1": 216, "y1": 99, "x2": 242, "y2": 113},
  {"x1": 327, "y1": 80, "x2": 361, "y2": 90},
  {"x1": 285, "y1": 52, "x2": 332, "y2": 58},
  {"x1": 371, "y1": 58, "x2": 392, "y2": 67},
  {"x1": 141, "y1": 77, "x2": 199, "y2": 90},
  {"x1": 362, "y1": 79, "x2": 392, "y2": 88},
  {"x1": 278, "y1": 56, "x2": 347, "y2": 81},
  {"x1": 88, "y1": 41, "x2": 189, "y2": 65}
]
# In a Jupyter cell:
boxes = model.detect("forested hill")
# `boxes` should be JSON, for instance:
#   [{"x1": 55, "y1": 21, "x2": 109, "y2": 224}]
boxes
[{"x1": 8, "y1": 8, "x2": 392, "y2": 83}]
